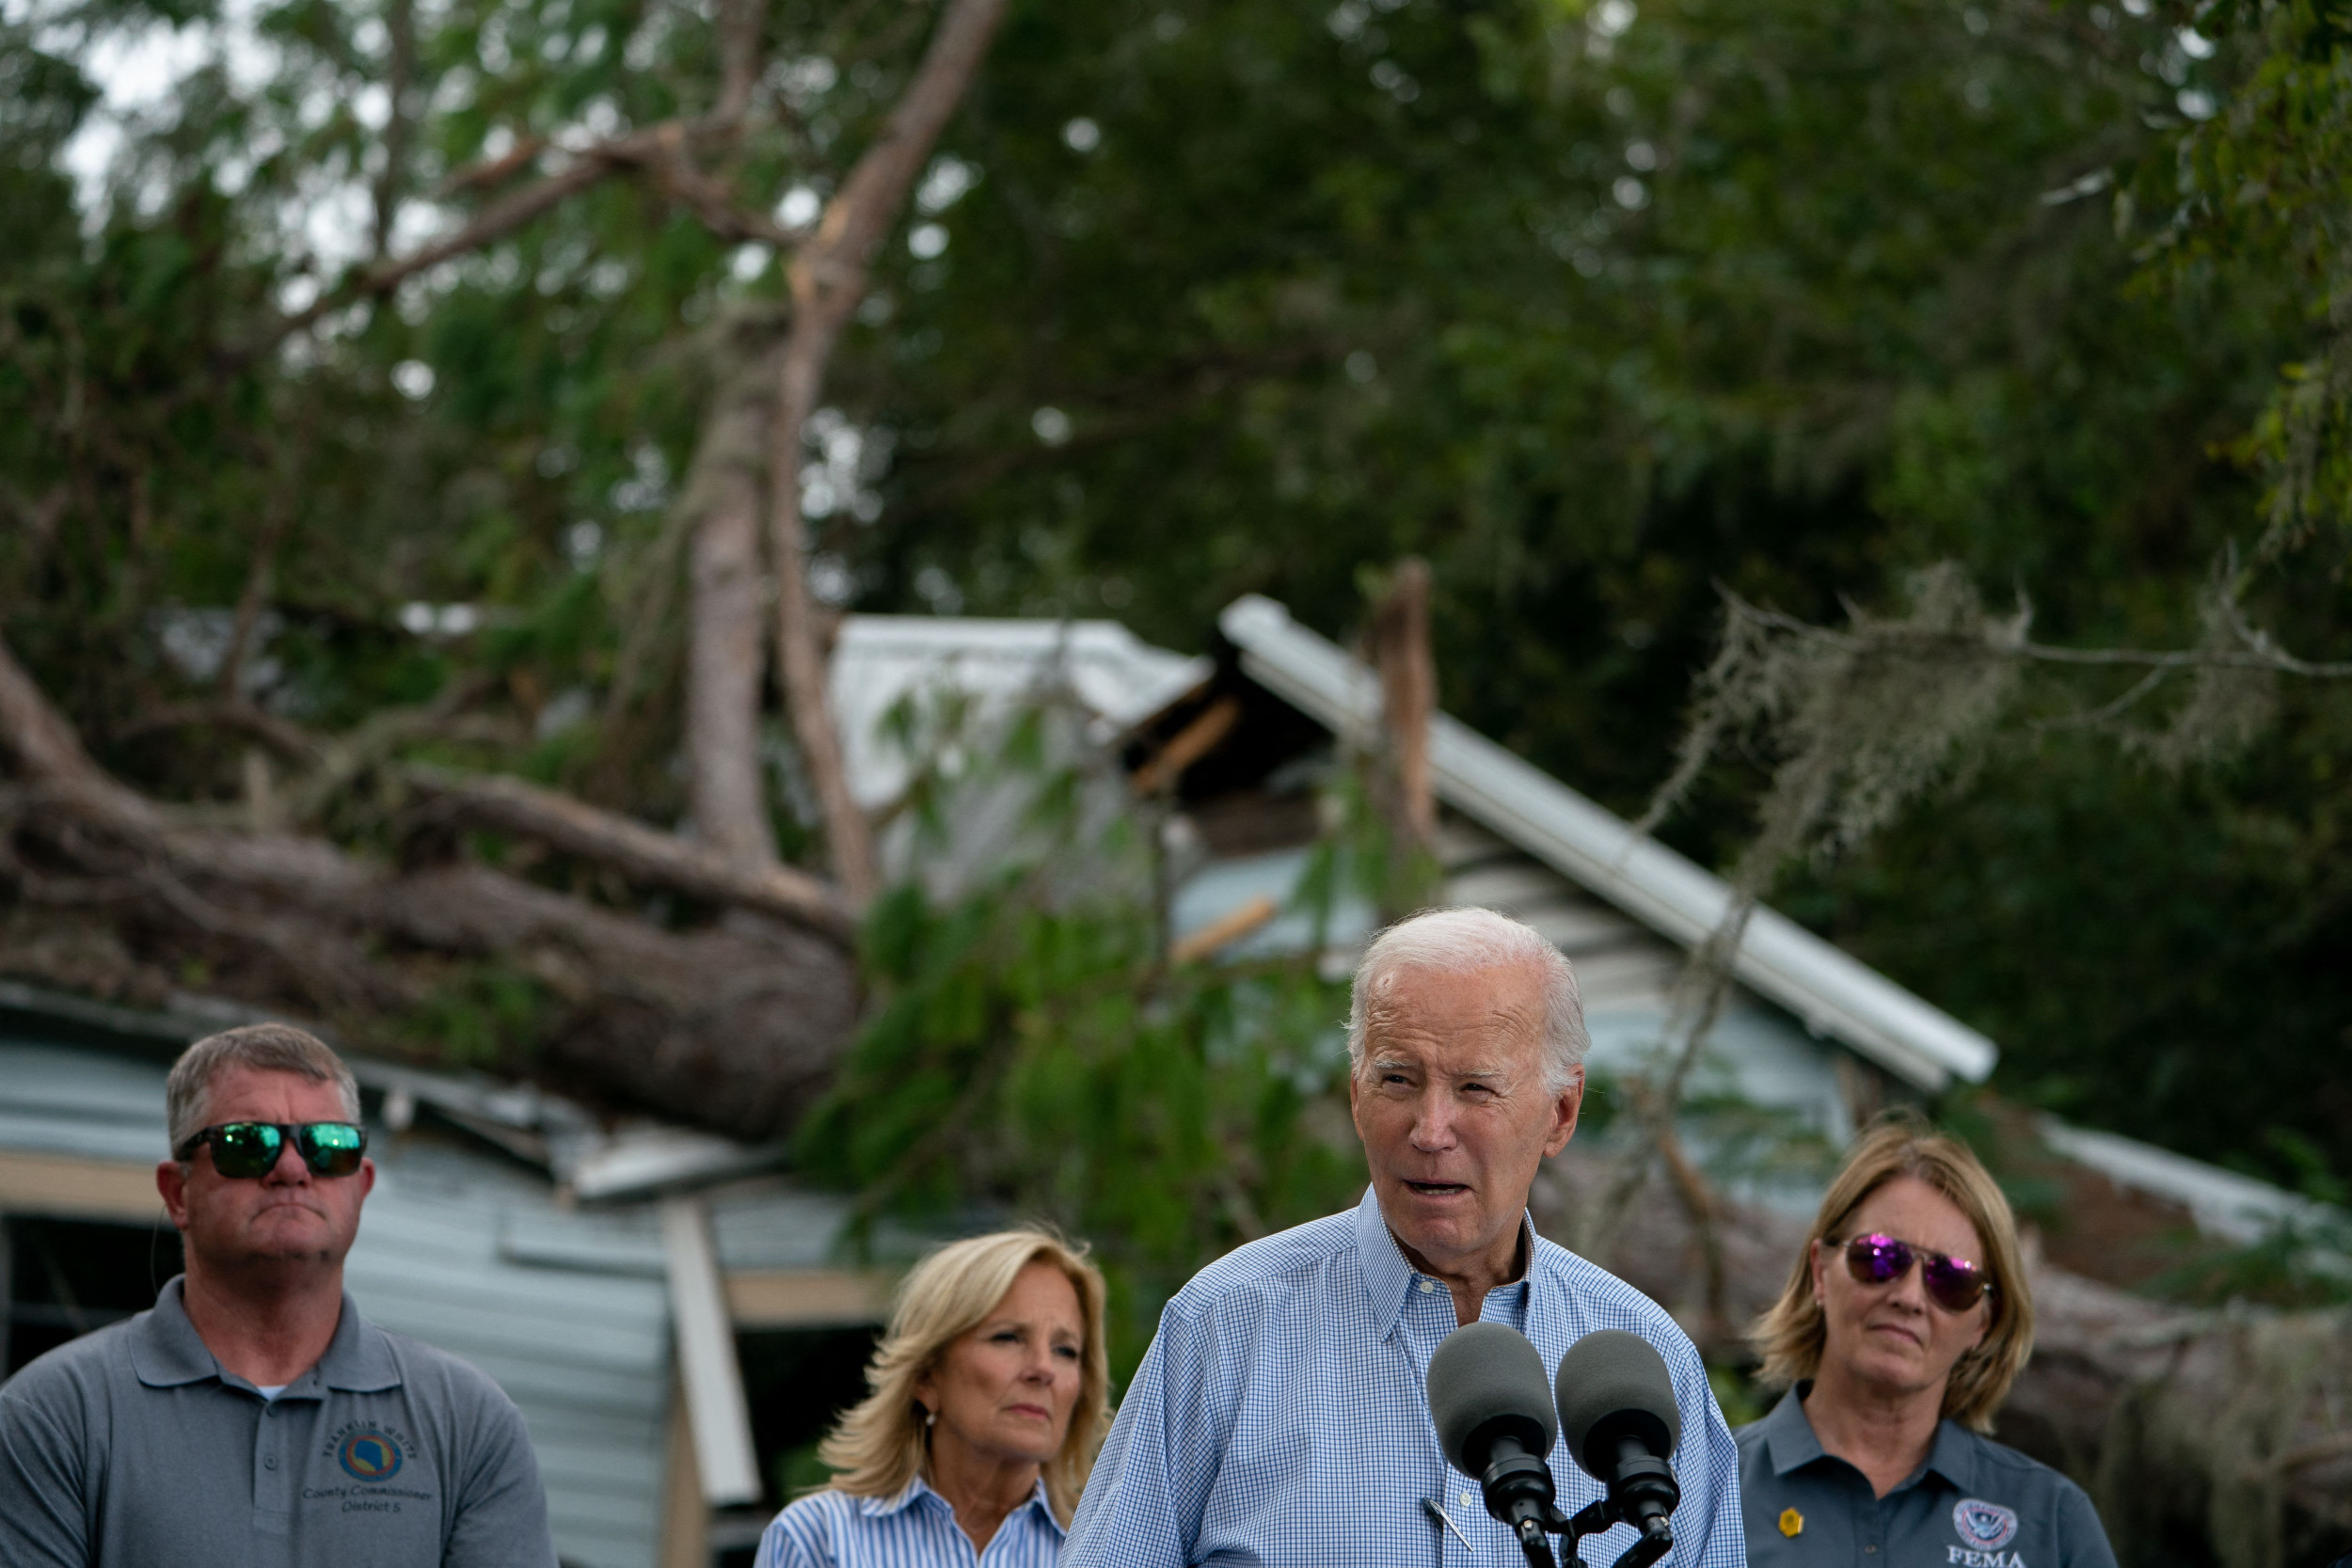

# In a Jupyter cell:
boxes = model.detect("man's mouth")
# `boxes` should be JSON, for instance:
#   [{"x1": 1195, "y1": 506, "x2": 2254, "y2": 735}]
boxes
[{"x1": 1403, "y1": 1180, "x2": 1470, "y2": 1197}]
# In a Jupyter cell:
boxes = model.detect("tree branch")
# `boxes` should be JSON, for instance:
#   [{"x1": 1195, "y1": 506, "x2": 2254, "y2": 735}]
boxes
[
  {"x1": 765, "y1": 0, "x2": 1010, "y2": 906},
  {"x1": 241, "y1": 114, "x2": 746, "y2": 369},
  {"x1": 718, "y1": 0, "x2": 770, "y2": 121},
  {"x1": 397, "y1": 766, "x2": 852, "y2": 942},
  {"x1": 119, "y1": 701, "x2": 324, "y2": 768},
  {"x1": 1724, "y1": 589, "x2": 2352, "y2": 678}
]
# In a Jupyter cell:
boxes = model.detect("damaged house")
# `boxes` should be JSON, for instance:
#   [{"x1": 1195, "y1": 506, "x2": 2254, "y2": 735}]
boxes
[{"x1": 3, "y1": 595, "x2": 2342, "y2": 1567}]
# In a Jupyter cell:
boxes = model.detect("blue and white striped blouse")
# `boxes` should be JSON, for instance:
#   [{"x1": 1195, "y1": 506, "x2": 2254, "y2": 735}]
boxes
[{"x1": 754, "y1": 1475, "x2": 1065, "y2": 1568}]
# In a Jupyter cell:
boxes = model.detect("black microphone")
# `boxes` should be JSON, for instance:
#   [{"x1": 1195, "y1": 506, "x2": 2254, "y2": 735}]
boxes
[
  {"x1": 1427, "y1": 1322, "x2": 1563, "y2": 1568},
  {"x1": 1553, "y1": 1329, "x2": 1683, "y2": 1550}
]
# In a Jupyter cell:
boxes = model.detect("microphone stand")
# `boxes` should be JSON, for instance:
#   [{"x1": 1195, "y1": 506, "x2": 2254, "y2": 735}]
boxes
[
  {"x1": 1495, "y1": 1434, "x2": 1678, "y2": 1568},
  {"x1": 1556, "y1": 1498, "x2": 1675, "y2": 1568},
  {"x1": 1493, "y1": 1499, "x2": 1673, "y2": 1568}
]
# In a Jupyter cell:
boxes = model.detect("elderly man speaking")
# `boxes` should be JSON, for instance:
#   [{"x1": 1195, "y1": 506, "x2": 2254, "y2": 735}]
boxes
[{"x1": 1062, "y1": 907, "x2": 1743, "y2": 1566}]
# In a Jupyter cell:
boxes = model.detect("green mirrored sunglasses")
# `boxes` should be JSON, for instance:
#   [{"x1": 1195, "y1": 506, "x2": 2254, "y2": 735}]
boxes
[{"x1": 175, "y1": 1120, "x2": 368, "y2": 1179}]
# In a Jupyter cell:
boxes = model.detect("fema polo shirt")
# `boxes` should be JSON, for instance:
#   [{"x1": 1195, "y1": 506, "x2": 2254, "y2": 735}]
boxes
[
  {"x1": 1736, "y1": 1386, "x2": 2117, "y2": 1568},
  {"x1": 0, "y1": 1276, "x2": 558, "y2": 1568}
]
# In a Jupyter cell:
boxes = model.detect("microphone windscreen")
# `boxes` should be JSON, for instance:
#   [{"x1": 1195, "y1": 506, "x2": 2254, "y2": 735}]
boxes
[
  {"x1": 1426, "y1": 1321, "x2": 1559, "y2": 1476},
  {"x1": 1553, "y1": 1329, "x2": 1682, "y2": 1478}
]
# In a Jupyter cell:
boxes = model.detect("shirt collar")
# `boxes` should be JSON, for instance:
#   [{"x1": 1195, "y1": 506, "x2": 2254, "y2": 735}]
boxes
[
  {"x1": 1756, "y1": 1384, "x2": 1979, "y2": 1494},
  {"x1": 1352, "y1": 1184, "x2": 1537, "y2": 1338},
  {"x1": 1756, "y1": 1385, "x2": 1828, "y2": 1475},
  {"x1": 1919, "y1": 1416, "x2": 1979, "y2": 1494},
  {"x1": 862, "y1": 1473, "x2": 1065, "y2": 1537},
  {"x1": 129, "y1": 1275, "x2": 401, "y2": 1396},
  {"x1": 128, "y1": 1278, "x2": 215, "y2": 1388}
]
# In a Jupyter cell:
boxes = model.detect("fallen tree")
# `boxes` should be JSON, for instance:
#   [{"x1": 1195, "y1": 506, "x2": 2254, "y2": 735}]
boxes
[{"x1": 0, "y1": 631, "x2": 858, "y2": 1140}]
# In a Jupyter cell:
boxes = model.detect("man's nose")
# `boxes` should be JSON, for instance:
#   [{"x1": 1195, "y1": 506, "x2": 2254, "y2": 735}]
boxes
[
  {"x1": 1408, "y1": 1089, "x2": 1459, "y2": 1148},
  {"x1": 261, "y1": 1136, "x2": 310, "y2": 1183}
]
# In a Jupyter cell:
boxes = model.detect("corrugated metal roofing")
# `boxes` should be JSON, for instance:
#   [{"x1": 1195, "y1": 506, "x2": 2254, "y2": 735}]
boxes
[
  {"x1": 830, "y1": 614, "x2": 1211, "y2": 811},
  {"x1": 1217, "y1": 594, "x2": 2001, "y2": 1091}
]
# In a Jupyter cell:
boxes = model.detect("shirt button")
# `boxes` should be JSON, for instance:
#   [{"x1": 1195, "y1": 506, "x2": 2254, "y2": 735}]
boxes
[
  {"x1": 1458, "y1": 1489, "x2": 1475, "y2": 1509},
  {"x1": 263, "y1": 1456, "x2": 278, "y2": 1470},
  {"x1": 1420, "y1": 1279, "x2": 1438, "y2": 1294},
  {"x1": 1864, "y1": 1547, "x2": 1878, "y2": 1555}
]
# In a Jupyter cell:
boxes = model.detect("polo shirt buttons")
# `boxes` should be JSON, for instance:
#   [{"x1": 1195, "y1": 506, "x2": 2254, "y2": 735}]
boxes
[{"x1": 263, "y1": 1455, "x2": 278, "y2": 1470}]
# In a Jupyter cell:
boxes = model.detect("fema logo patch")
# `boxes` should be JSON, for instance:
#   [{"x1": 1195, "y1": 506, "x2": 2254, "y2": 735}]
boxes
[
  {"x1": 338, "y1": 1428, "x2": 405, "y2": 1482},
  {"x1": 1953, "y1": 1497, "x2": 2020, "y2": 1551}
]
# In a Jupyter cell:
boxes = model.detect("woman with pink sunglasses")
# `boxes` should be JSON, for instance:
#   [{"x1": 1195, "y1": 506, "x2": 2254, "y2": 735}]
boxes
[{"x1": 1735, "y1": 1113, "x2": 2117, "y2": 1567}]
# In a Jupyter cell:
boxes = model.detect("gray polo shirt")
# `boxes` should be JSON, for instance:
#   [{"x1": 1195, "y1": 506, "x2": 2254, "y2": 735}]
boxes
[
  {"x1": 1735, "y1": 1386, "x2": 2116, "y2": 1568},
  {"x1": 0, "y1": 1276, "x2": 559, "y2": 1568}
]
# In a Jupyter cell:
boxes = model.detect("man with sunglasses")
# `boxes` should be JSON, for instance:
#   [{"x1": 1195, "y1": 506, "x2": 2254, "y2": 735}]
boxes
[{"x1": 0, "y1": 1022, "x2": 559, "y2": 1568}]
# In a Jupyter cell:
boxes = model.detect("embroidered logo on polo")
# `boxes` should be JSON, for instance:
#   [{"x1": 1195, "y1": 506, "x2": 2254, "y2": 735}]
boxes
[
  {"x1": 1953, "y1": 1498, "x2": 2019, "y2": 1550},
  {"x1": 322, "y1": 1419, "x2": 416, "y2": 1483},
  {"x1": 338, "y1": 1428, "x2": 405, "y2": 1481}
]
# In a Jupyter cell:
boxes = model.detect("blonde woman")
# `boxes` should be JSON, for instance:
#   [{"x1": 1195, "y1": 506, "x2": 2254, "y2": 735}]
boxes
[
  {"x1": 1737, "y1": 1114, "x2": 2115, "y2": 1567},
  {"x1": 755, "y1": 1228, "x2": 1110, "y2": 1568}
]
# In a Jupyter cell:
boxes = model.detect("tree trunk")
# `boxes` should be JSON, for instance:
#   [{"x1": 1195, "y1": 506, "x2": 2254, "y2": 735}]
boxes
[
  {"x1": 765, "y1": 0, "x2": 1011, "y2": 908},
  {"x1": 1372, "y1": 556, "x2": 1437, "y2": 851},
  {"x1": 684, "y1": 314, "x2": 786, "y2": 864}
]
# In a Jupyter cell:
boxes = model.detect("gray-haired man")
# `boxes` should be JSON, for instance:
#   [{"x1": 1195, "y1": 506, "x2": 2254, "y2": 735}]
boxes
[
  {"x1": 0, "y1": 1023, "x2": 559, "y2": 1568},
  {"x1": 1062, "y1": 907, "x2": 1746, "y2": 1567}
]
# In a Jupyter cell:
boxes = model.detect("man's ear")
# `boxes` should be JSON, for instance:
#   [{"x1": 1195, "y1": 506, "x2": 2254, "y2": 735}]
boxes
[
  {"x1": 1541, "y1": 1072, "x2": 1584, "y2": 1159},
  {"x1": 156, "y1": 1159, "x2": 191, "y2": 1230}
]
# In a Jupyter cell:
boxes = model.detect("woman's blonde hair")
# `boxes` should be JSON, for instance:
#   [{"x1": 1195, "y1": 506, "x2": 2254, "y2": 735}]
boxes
[
  {"x1": 817, "y1": 1227, "x2": 1110, "y2": 1523},
  {"x1": 1750, "y1": 1112, "x2": 2034, "y2": 1433}
]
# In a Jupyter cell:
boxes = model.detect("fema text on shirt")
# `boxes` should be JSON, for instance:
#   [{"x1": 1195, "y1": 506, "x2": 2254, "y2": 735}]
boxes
[{"x1": 1948, "y1": 1550, "x2": 2030, "y2": 1567}]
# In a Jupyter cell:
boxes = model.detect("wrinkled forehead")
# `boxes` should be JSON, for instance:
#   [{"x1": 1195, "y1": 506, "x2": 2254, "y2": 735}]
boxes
[{"x1": 1361, "y1": 960, "x2": 1547, "y2": 1054}]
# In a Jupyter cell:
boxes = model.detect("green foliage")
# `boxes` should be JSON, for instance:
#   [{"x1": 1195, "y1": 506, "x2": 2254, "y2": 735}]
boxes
[
  {"x1": 5, "y1": 0, "x2": 2349, "y2": 1198},
  {"x1": 401, "y1": 959, "x2": 554, "y2": 1069},
  {"x1": 2142, "y1": 1215, "x2": 2352, "y2": 1310},
  {"x1": 800, "y1": 868, "x2": 1363, "y2": 1376},
  {"x1": 2150, "y1": 0, "x2": 2352, "y2": 554},
  {"x1": 796, "y1": 715, "x2": 1364, "y2": 1376}
]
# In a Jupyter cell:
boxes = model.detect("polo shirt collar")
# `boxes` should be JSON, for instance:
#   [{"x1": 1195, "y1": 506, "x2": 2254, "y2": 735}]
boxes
[
  {"x1": 129, "y1": 1277, "x2": 215, "y2": 1388},
  {"x1": 1756, "y1": 1385, "x2": 1828, "y2": 1476},
  {"x1": 1919, "y1": 1415, "x2": 1979, "y2": 1494},
  {"x1": 1353, "y1": 1184, "x2": 1537, "y2": 1337},
  {"x1": 862, "y1": 1473, "x2": 1064, "y2": 1537},
  {"x1": 1756, "y1": 1384, "x2": 1979, "y2": 1495},
  {"x1": 128, "y1": 1275, "x2": 401, "y2": 1395}
]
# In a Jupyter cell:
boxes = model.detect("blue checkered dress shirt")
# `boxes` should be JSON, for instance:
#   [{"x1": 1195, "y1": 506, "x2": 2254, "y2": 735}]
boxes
[
  {"x1": 1061, "y1": 1187, "x2": 1747, "y2": 1567},
  {"x1": 755, "y1": 1475, "x2": 1064, "y2": 1568}
]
